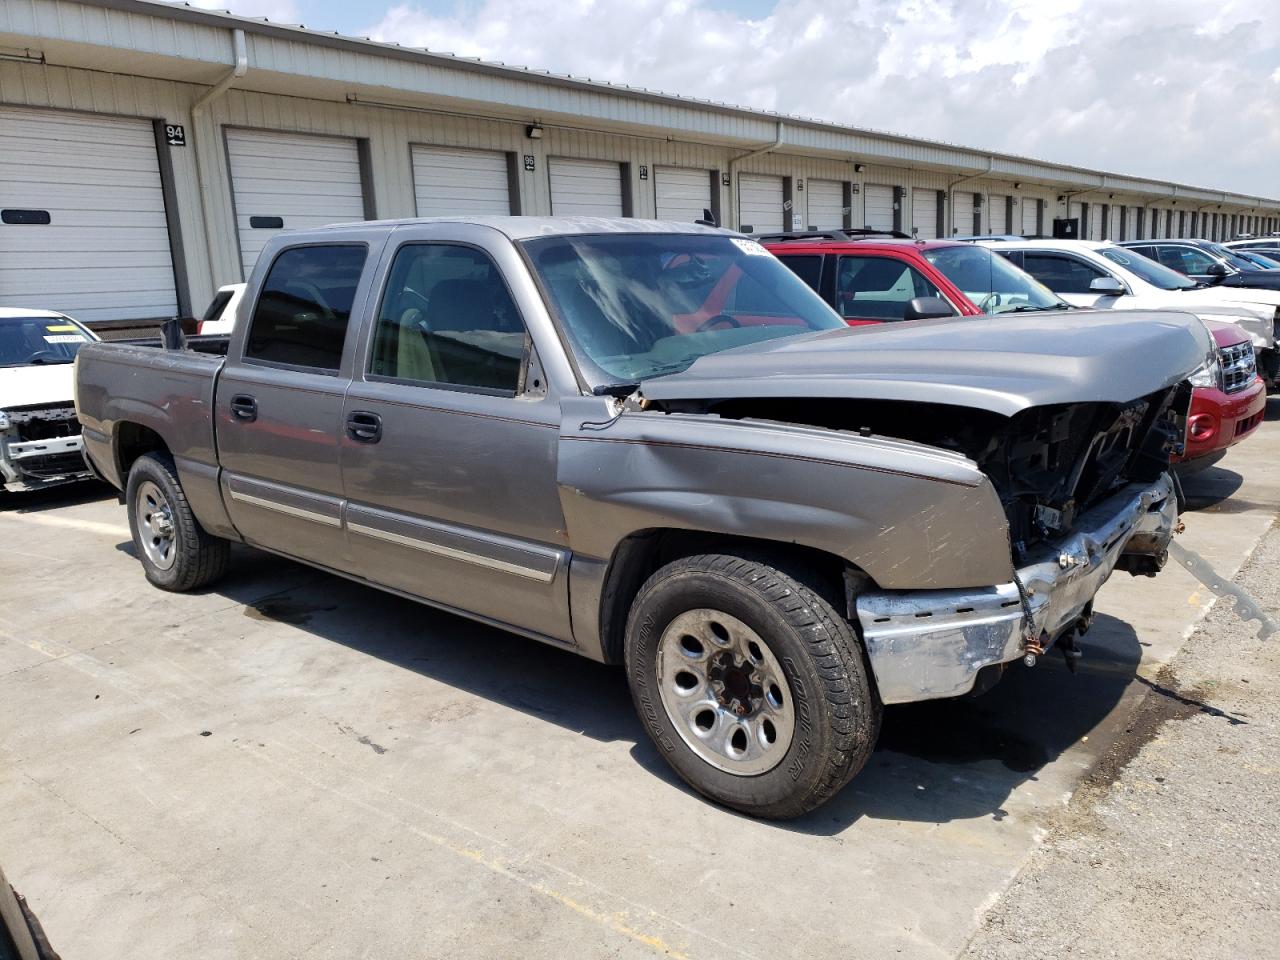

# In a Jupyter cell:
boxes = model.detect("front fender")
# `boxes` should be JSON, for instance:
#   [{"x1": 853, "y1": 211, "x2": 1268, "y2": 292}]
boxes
[{"x1": 557, "y1": 400, "x2": 1015, "y2": 591}]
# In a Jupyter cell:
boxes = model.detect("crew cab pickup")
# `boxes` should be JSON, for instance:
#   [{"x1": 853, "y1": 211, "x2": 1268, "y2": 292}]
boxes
[{"x1": 75, "y1": 217, "x2": 1206, "y2": 819}]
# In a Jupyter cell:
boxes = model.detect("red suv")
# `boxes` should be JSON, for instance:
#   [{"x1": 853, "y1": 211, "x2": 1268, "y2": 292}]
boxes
[
  {"x1": 1178, "y1": 322, "x2": 1266, "y2": 470},
  {"x1": 759, "y1": 230, "x2": 1069, "y2": 324}
]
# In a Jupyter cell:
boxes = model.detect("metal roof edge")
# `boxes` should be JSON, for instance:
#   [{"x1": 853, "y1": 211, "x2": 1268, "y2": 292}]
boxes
[{"x1": 40, "y1": 0, "x2": 1280, "y2": 208}]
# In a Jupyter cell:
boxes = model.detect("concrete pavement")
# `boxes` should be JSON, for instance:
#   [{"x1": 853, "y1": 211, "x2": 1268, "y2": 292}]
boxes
[{"x1": 1, "y1": 400, "x2": 1277, "y2": 959}]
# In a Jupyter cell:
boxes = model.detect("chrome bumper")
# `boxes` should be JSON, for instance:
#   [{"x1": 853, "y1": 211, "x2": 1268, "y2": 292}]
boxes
[
  {"x1": 1, "y1": 433, "x2": 91, "y2": 492},
  {"x1": 855, "y1": 473, "x2": 1178, "y2": 704}
]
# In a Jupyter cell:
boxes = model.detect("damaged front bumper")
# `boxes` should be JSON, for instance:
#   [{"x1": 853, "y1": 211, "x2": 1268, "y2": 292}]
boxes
[
  {"x1": 855, "y1": 473, "x2": 1178, "y2": 704},
  {"x1": 1, "y1": 418, "x2": 92, "y2": 493}
]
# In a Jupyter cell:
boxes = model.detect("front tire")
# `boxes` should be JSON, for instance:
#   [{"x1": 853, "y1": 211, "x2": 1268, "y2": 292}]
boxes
[
  {"x1": 624, "y1": 554, "x2": 880, "y2": 819},
  {"x1": 125, "y1": 452, "x2": 229, "y2": 591}
]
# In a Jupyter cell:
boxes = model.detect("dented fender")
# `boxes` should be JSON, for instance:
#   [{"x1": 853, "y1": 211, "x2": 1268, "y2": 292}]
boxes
[{"x1": 556, "y1": 397, "x2": 1015, "y2": 592}]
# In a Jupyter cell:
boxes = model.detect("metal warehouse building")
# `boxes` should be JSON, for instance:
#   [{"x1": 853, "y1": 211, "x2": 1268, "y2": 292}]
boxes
[{"x1": 2, "y1": 0, "x2": 1279, "y2": 325}]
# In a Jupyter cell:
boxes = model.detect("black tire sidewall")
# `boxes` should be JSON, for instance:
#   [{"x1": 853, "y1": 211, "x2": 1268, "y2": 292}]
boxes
[
  {"x1": 125, "y1": 454, "x2": 192, "y2": 590},
  {"x1": 626, "y1": 564, "x2": 851, "y2": 815}
]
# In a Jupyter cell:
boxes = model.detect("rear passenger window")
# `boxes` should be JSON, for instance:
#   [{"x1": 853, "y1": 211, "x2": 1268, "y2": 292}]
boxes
[
  {"x1": 245, "y1": 245, "x2": 367, "y2": 370},
  {"x1": 369, "y1": 244, "x2": 526, "y2": 394},
  {"x1": 1021, "y1": 253, "x2": 1105, "y2": 294},
  {"x1": 775, "y1": 255, "x2": 824, "y2": 293}
]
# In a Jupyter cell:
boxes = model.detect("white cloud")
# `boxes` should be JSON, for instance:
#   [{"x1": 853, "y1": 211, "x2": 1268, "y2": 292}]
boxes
[{"x1": 364, "y1": 0, "x2": 1280, "y2": 196}]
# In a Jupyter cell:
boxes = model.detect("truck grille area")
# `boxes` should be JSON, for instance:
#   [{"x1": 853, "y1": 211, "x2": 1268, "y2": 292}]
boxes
[
  {"x1": 20, "y1": 451, "x2": 87, "y2": 479},
  {"x1": 1219, "y1": 341, "x2": 1257, "y2": 394},
  {"x1": 7, "y1": 403, "x2": 80, "y2": 441},
  {"x1": 977, "y1": 384, "x2": 1189, "y2": 562}
]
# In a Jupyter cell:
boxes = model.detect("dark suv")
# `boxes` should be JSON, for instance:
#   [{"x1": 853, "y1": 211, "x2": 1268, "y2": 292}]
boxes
[
  {"x1": 1119, "y1": 238, "x2": 1280, "y2": 291},
  {"x1": 758, "y1": 230, "x2": 1068, "y2": 324}
]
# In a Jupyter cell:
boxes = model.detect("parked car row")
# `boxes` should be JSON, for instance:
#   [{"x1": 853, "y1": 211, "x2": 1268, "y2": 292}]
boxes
[{"x1": 760, "y1": 231, "x2": 1270, "y2": 471}]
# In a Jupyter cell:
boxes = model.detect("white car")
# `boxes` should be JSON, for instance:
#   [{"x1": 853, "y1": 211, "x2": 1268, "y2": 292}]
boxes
[
  {"x1": 196, "y1": 282, "x2": 246, "y2": 335},
  {"x1": 0, "y1": 307, "x2": 98, "y2": 492},
  {"x1": 977, "y1": 238, "x2": 1279, "y2": 387}
]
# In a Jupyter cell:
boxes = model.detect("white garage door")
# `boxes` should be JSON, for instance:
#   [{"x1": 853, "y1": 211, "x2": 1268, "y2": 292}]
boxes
[
  {"x1": 737, "y1": 173, "x2": 783, "y2": 232},
  {"x1": 654, "y1": 166, "x2": 711, "y2": 223},
  {"x1": 1126, "y1": 206, "x2": 1142, "y2": 240},
  {"x1": 985, "y1": 194, "x2": 1007, "y2": 234},
  {"x1": 911, "y1": 188, "x2": 938, "y2": 239},
  {"x1": 412, "y1": 144, "x2": 510, "y2": 218},
  {"x1": 864, "y1": 184, "x2": 895, "y2": 231},
  {"x1": 549, "y1": 157, "x2": 624, "y2": 217},
  {"x1": 0, "y1": 107, "x2": 177, "y2": 323},
  {"x1": 807, "y1": 179, "x2": 844, "y2": 229},
  {"x1": 1021, "y1": 198, "x2": 1039, "y2": 236},
  {"x1": 952, "y1": 192, "x2": 974, "y2": 236},
  {"x1": 226, "y1": 129, "x2": 366, "y2": 279}
]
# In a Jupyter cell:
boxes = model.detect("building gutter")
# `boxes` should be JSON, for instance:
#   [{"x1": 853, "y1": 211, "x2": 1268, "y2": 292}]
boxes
[
  {"x1": 192, "y1": 27, "x2": 248, "y2": 283},
  {"x1": 727, "y1": 122, "x2": 784, "y2": 230}
]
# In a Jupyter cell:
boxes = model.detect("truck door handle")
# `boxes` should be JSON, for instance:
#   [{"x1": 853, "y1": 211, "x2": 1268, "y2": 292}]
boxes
[
  {"x1": 346, "y1": 411, "x2": 382, "y2": 443},
  {"x1": 230, "y1": 394, "x2": 258, "y2": 422}
]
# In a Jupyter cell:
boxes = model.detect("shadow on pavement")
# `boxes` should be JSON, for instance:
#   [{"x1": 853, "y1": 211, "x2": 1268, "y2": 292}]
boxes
[
  {"x1": 2, "y1": 480, "x2": 113, "y2": 512},
  {"x1": 206, "y1": 546, "x2": 1144, "y2": 836},
  {"x1": 1180, "y1": 466, "x2": 1244, "y2": 511}
]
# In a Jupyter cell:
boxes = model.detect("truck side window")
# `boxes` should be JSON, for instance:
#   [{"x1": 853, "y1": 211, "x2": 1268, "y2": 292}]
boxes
[
  {"x1": 369, "y1": 243, "x2": 526, "y2": 394},
  {"x1": 245, "y1": 244, "x2": 367, "y2": 370},
  {"x1": 1020, "y1": 253, "x2": 1105, "y2": 294},
  {"x1": 835, "y1": 255, "x2": 944, "y2": 321}
]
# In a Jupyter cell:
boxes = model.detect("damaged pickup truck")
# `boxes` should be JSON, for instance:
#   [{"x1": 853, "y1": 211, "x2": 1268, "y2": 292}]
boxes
[{"x1": 74, "y1": 218, "x2": 1207, "y2": 819}]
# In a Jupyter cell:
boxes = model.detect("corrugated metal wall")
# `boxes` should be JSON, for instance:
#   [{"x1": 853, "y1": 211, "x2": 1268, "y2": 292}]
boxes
[{"x1": 2, "y1": 49, "x2": 1272, "y2": 316}]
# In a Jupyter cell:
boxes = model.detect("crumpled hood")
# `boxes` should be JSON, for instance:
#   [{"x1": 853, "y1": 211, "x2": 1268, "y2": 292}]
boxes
[
  {"x1": 0, "y1": 363, "x2": 76, "y2": 411},
  {"x1": 641, "y1": 309, "x2": 1211, "y2": 417},
  {"x1": 1167, "y1": 288, "x2": 1278, "y2": 348}
]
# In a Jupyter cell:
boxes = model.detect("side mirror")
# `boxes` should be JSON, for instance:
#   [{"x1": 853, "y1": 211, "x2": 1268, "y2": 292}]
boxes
[
  {"x1": 903, "y1": 296, "x2": 954, "y2": 321},
  {"x1": 1088, "y1": 276, "x2": 1125, "y2": 295},
  {"x1": 1207, "y1": 262, "x2": 1229, "y2": 278}
]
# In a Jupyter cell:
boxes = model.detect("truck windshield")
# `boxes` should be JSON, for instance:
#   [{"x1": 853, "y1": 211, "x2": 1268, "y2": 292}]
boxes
[
  {"x1": 1098, "y1": 247, "x2": 1198, "y2": 290},
  {"x1": 922, "y1": 245, "x2": 1067, "y2": 313},
  {"x1": 0, "y1": 316, "x2": 92, "y2": 367},
  {"x1": 523, "y1": 233, "x2": 845, "y2": 385}
]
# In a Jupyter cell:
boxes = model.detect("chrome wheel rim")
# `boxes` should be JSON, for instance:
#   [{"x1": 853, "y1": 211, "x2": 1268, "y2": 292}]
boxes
[
  {"x1": 136, "y1": 480, "x2": 177, "y2": 571},
  {"x1": 656, "y1": 609, "x2": 796, "y2": 776}
]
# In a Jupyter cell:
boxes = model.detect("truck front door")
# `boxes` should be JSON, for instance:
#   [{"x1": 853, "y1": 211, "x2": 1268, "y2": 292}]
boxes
[
  {"x1": 216, "y1": 241, "x2": 373, "y2": 568},
  {"x1": 339, "y1": 230, "x2": 572, "y2": 643}
]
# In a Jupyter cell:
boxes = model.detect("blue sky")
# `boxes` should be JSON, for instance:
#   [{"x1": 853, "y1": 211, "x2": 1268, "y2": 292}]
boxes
[{"x1": 184, "y1": 0, "x2": 1280, "y2": 197}]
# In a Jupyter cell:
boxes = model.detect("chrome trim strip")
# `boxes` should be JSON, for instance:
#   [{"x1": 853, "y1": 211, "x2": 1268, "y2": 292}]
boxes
[
  {"x1": 227, "y1": 489, "x2": 342, "y2": 527},
  {"x1": 346, "y1": 520, "x2": 556, "y2": 582}
]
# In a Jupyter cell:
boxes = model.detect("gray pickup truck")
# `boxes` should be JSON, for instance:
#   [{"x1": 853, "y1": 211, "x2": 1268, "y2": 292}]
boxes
[{"x1": 75, "y1": 217, "x2": 1207, "y2": 819}]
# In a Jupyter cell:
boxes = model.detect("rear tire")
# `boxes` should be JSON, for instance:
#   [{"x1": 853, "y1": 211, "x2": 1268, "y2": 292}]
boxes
[
  {"x1": 624, "y1": 553, "x2": 880, "y2": 819},
  {"x1": 125, "y1": 452, "x2": 229, "y2": 591}
]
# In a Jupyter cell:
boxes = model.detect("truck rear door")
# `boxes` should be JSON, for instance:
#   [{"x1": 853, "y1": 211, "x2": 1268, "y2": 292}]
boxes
[{"x1": 215, "y1": 240, "x2": 377, "y2": 569}]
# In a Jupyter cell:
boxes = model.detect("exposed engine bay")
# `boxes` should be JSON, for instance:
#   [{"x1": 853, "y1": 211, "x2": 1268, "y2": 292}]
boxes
[{"x1": 657, "y1": 383, "x2": 1191, "y2": 564}]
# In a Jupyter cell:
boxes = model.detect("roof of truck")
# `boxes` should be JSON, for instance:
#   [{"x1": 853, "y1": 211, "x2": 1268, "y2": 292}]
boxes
[{"x1": 305, "y1": 216, "x2": 731, "y2": 241}]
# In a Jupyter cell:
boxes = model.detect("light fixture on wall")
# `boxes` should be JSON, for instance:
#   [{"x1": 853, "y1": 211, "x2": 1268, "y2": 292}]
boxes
[
  {"x1": 853, "y1": 163, "x2": 865, "y2": 173},
  {"x1": 526, "y1": 124, "x2": 544, "y2": 139},
  {"x1": 1013, "y1": 182, "x2": 1022, "y2": 189},
  {"x1": 0, "y1": 46, "x2": 45, "y2": 64}
]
